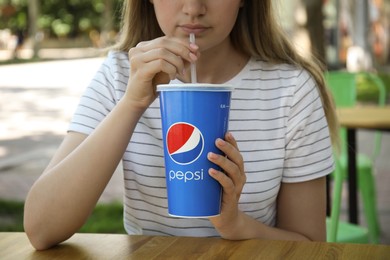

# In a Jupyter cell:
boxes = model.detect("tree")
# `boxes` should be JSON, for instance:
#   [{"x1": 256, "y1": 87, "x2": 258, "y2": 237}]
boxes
[
  {"x1": 303, "y1": 0, "x2": 326, "y2": 65},
  {"x1": 0, "y1": 0, "x2": 121, "y2": 39},
  {"x1": 28, "y1": 0, "x2": 39, "y2": 58}
]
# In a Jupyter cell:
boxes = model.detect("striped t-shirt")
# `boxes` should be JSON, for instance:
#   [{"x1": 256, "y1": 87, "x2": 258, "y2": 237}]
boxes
[{"x1": 69, "y1": 51, "x2": 334, "y2": 237}]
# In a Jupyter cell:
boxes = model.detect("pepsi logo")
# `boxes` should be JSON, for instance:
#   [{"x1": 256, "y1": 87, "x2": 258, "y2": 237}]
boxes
[{"x1": 166, "y1": 122, "x2": 204, "y2": 165}]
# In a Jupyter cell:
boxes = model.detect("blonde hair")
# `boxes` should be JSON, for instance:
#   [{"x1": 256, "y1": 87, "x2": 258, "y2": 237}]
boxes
[{"x1": 113, "y1": 0, "x2": 339, "y2": 145}]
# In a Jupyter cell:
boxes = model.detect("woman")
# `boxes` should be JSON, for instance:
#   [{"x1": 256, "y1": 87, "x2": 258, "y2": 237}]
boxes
[{"x1": 24, "y1": 0, "x2": 337, "y2": 250}]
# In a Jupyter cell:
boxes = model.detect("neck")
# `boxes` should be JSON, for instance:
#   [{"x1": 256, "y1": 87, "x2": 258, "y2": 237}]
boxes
[{"x1": 180, "y1": 40, "x2": 249, "y2": 84}]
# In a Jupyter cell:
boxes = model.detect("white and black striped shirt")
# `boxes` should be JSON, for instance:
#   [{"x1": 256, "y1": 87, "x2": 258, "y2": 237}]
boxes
[{"x1": 69, "y1": 51, "x2": 334, "y2": 237}]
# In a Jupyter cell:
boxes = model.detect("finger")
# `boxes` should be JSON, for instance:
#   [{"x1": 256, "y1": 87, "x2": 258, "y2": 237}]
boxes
[
  {"x1": 207, "y1": 150, "x2": 239, "y2": 176},
  {"x1": 225, "y1": 132, "x2": 239, "y2": 150},
  {"x1": 216, "y1": 135, "x2": 245, "y2": 174},
  {"x1": 131, "y1": 40, "x2": 197, "y2": 80},
  {"x1": 208, "y1": 168, "x2": 236, "y2": 197},
  {"x1": 132, "y1": 37, "x2": 200, "y2": 82},
  {"x1": 159, "y1": 37, "x2": 199, "y2": 62},
  {"x1": 130, "y1": 49, "x2": 183, "y2": 81},
  {"x1": 137, "y1": 37, "x2": 198, "y2": 63},
  {"x1": 207, "y1": 151, "x2": 244, "y2": 190},
  {"x1": 131, "y1": 46, "x2": 183, "y2": 69},
  {"x1": 144, "y1": 48, "x2": 186, "y2": 77},
  {"x1": 141, "y1": 59, "x2": 179, "y2": 81}
]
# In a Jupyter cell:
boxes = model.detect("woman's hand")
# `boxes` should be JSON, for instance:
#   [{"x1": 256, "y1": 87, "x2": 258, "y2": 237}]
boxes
[
  {"x1": 207, "y1": 132, "x2": 247, "y2": 239},
  {"x1": 125, "y1": 36, "x2": 199, "y2": 109}
]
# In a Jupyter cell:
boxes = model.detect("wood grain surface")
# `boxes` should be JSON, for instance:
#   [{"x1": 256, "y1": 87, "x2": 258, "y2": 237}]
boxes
[{"x1": 1, "y1": 232, "x2": 389, "y2": 259}]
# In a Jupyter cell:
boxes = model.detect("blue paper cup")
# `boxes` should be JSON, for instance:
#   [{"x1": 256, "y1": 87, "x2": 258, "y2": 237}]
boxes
[{"x1": 157, "y1": 84, "x2": 234, "y2": 218}]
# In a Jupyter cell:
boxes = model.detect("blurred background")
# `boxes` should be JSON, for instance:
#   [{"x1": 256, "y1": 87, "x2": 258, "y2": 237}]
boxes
[
  {"x1": 0, "y1": 0, "x2": 389, "y2": 69},
  {"x1": 0, "y1": 0, "x2": 390, "y2": 244},
  {"x1": 0, "y1": 0, "x2": 122, "y2": 61}
]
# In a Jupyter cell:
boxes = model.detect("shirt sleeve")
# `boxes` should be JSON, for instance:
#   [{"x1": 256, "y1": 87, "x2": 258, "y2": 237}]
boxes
[
  {"x1": 282, "y1": 70, "x2": 335, "y2": 183},
  {"x1": 68, "y1": 54, "x2": 117, "y2": 135}
]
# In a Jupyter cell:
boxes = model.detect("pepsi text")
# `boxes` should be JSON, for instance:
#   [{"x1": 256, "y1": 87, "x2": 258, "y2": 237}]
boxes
[{"x1": 169, "y1": 169, "x2": 204, "y2": 183}]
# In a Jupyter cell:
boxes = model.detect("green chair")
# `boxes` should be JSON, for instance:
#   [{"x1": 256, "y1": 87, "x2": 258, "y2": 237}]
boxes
[
  {"x1": 325, "y1": 71, "x2": 385, "y2": 243},
  {"x1": 326, "y1": 159, "x2": 369, "y2": 243}
]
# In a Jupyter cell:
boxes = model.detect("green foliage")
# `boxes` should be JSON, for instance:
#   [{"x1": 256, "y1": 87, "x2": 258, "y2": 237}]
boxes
[
  {"x1": 356, "y1": 73, "x2": 390, "y2": 104},
  {"x1": 0, "y1": 200, "x2": 24, "y2": 232},
  {"x1": 0, "y1": 0, "x2": 122, "y2": 38},
  {"x1": 0, "y1": 200, "x2": 126, "y2": 234},
  {"x1": 79, "y1": 202, "x2": 126, "y2": 234},
  {"x1": 0, "y1": 1, "x2": 27, "y2": 30},
  {"x1": 356, "y1": 74, "x2": 380, "y2": 102}
]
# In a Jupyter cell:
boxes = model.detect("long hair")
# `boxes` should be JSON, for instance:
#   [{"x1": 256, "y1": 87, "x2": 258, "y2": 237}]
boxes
[
  {"x1": 113, "y1": 0, "x2": 339, "y2": 145},
  {"x1": 113, "y1": 0, "x2": 163, "y2": 50}
]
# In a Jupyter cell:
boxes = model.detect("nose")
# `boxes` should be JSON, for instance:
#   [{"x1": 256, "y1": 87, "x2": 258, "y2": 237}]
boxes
[{"x1": 182, "y1": 0, "x2": 206, "y2": 18}]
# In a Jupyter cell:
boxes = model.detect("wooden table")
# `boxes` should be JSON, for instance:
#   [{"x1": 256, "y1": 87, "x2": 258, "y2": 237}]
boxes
[
  {"x1": 1, "y1": 232, "x2": 390, "y2": 259},
  {"x1": 337, "y1": 106, "x2": 390, "y2": 224}
]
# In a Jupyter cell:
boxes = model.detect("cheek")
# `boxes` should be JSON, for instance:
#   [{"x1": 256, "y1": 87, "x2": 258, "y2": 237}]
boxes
[
  {"x1": 218, "y1": 10, "x2": 241, "y2": 36},
  {"x1": 215, "y1": 4, "x2": 242, "y2": 31},
  {"x1": 152, "y1": 3, "x2": 177, "y2": 36}
]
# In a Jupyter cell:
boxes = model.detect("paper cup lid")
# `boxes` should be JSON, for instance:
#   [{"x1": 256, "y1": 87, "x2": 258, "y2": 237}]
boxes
[{"x1": 157, "y1": 83, "x2": 234, "y2": 92}]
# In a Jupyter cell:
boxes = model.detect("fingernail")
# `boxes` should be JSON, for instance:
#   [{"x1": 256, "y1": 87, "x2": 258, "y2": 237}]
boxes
[
  {"x1": 208, "y1": 168, "x2": 218, "y2": 176},
  {"x1": 208, "y1": 152, "x2": 217, "y2": 159},
  {"x1": 216, "y1": 138, "x2": 226, "y2": 146}
]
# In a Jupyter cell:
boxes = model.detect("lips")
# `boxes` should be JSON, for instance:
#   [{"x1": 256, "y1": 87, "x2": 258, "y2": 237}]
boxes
[{"x1": 180, "y1": 24, "x2": 209, "y2": 34}]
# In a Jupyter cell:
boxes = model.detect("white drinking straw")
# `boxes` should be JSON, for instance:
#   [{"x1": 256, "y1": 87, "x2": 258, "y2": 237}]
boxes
[{"x1": 189, "y1": 33, "x2": 197, "y2": 83}]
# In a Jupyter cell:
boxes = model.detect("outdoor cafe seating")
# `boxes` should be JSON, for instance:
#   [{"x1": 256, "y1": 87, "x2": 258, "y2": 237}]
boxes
[{"x1": 325, "y1": 71, "x2": 386, "y2": 243}]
